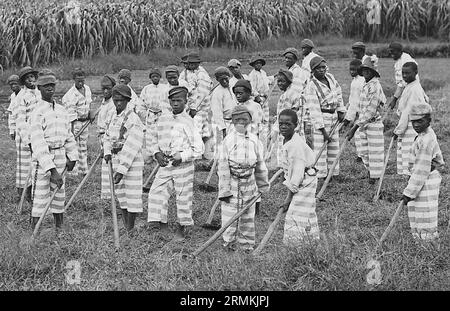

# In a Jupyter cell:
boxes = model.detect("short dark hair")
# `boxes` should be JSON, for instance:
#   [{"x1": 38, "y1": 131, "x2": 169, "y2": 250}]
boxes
[
  {"x1": 72, "y1": 68, "x2": 85, "y2": 79},
  {"x1": 403, "y1": 62, "x2": 418, "y2": 72},
  {"x1": 279, "y1": 109, "x2": 298, "y2": 125},
  {"x1": 349, "y1": 59, "x2": 362, "y2": 67}
]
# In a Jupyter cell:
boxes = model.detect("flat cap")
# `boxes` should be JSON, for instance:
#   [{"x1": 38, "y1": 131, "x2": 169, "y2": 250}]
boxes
[
  {"x1": 231, "y1": 104, "x2": 252, "y2": 119},
  {"x1": 310, "y1": 56, "x2": 326, "y2": 71},
  {"x1": 249, "y1": 55, "x2": 266, "y2": 67},
  {"x1": 232, "y1": 79, "x2": 252, "y2": 93},
  {"x1": 282, "y1": 47, "x2": 300, "y2": 60},
  {"x1": 301, "y1": 39, "x2": 315, "y2": 48},
  {"x1": 278, "y1": 68, "x2": 293, "y2": 83},
  {"x1": 168, "y1": 86, "x2": 189, "y2": 98},
  {"x1": 18, "y1": 66, "x2": 39, "y2": 81},
  {"x1": 7, "y1": 74, "x2": 20, "y2": 84},
  {"x1": 410, "y1": 103, "x2": 432, "y2": 120},
  {"x1": 389, "y1": 42, "x2": 403, "y2": 51},
  {"x1": 112, "y1": 84, "x2": 132, "y2": 100},
  {"x1": 227, "y1": 59, "x2": 242, "y2": 67},
  {"x1": 352, "y1": 41, "x2": 366, "y2": 50},
  {"x1": 165, "y1": 65, "x2": 179, "y2": 74},
  {"x1": 36, "y1": 72, "x2": 57, "y2": 86},
  {"x1": 149, "y1": 68, "x2": 162, "y2": 78},
  {"x1": 214, "y1": 66, "x2": 231, "y2": 78},
  {"x1": 118, "y1": 69, "x2": 131, "y2": 80},
  {"x1": 101, "y1": 74, "x2": 116, "y2": 86}
]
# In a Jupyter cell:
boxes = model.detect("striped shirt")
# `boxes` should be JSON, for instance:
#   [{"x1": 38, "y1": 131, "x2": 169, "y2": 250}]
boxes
[
  {"x1": 61, "y1": 84, "x2": 93, "y2": 122},
  {"x1": 7, "y1": 91, "x2": 20, "y2": 135},
  {"x1": 30, "y1": 99, "x2": 78, "y2": 172},
  {"x1": 147, "y1": 111, "x2": 204, "y2": 164},
  {"x1": 180, "y1": 66, "x2": 213, "y2": 111},
  {"x1": 97, "y1": 97, "x2": 116, "y2": 137},
  {"x1": 15, "y1": 87, "x2": 41, "y2": 145},
  {"x1": 103, "y1": 107, "x2": 145, "y2": 175},
  {"x1": 237, "y1": 99, "x2": 263, "y2": 136},
  {"x1": 393, "y1": 52, "x2": 419, "y2": 98},
  {"x1": 138, "y1": 83, "x2": 170, "y2": 118},
  {"x1": 403, "y1": 127, "x2": 444, "y2": 198},
  {"x1": 287, "y1": 63, "x2": 309, "y2": 91},
  {"x1": 248, "y1": 69, "x2": 274, "y2": 98},
  {"x1": 355, "y1": 77, "x2": 386, "y2": 128},
  {"x1": 301, "y1": 51, "x2": 319, "y2": 73},
  {"x1": 210, "y1": 85, "x2": 237, "y2": 131},
  {"x1": 346, "y1": 75, "x2": 365, "y2": 122},
  {"x1": 217, "y1": 130, "x2": 269, "y2": 198}
]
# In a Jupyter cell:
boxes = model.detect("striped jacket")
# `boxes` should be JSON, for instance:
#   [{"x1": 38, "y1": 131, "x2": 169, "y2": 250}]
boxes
[
  {"x1": 97, "y1": 97, "x2": 116, "y2": 138},
  {"x1": 217, "y1": 130, "x2": 269, "y2": 199},
  {"x1": 7, "y1": 91, "x2": 20, "y2": 135},
  {"x1": 354, "y1": 78, "x2": 386, "y2": 128},
  {"x1": 61, "y1": 84, "x2": 93, "y2": 122},
  {"x1": 301, "y1": 51, "x2": 319, "y2": 73},
  {"x1": 138, "y1": 83, "x2": 170, "y2": 119},
  {"x1": 287, "y1": 63, "x2": 310, "y2": 91},
  {"x1": 248, "y1": 69, "x2": 274, "y2": 98},
  {"x1": 30, "y1": 99, "x2": 78, "y2": 172},
  {"x1": 147, "y1": 110, "x2": 204, "y2": 164},
  {"x1": 180, "y1": 66, "x2": 213, "y2": 111},
  {"x1": 103, "y1": 107, "x2": 144, "y2": 175},
  {"x1": 237, "y1": 99, "x2": 263, "y2": 136},
  {"x1": 15, "y1": 87, "x2": 41, "y2": 145},
  {"x1": 403, "y1": 127, "x2": 444, "y2": 198},
  {"x1": 210, "y1": 85, "x2": 236, "y2": 131}
]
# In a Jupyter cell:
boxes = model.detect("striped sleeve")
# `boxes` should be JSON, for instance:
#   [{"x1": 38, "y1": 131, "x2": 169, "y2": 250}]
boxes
[
  {"x1": 333, "y1": 77, "x2": 346, "y2": 113},
  {"x1": 61, "y1": 89, "x2": 78, "y2": 122},
  {"x1": 180, "y1": 118, "x2": 205, "y2": 162},
  {"x1": 65, "y1": 113, "x2": 79, "y2": 162},
  {"x1": 194, "y1": 72, "x2": 212, "y2": 111},
  {"x1": 303, "y1": 83, "x2": 325, "y2": 130},
  {"x1": 210, "y1": 88, "x2": 226, "y2": 131},
  {"x1": 403, "y1": 139, "x2": 432, "y2": 199},
  {"x1": 15, "y1": 97, "x2": 31, "y2": 145},
  {"x1": 356, "y1": 82, "x2": 381, "y2": 128},
  {"x1": 254, "y1": 138, "x2": 270, "y2": 193},
  {"x1": 217, "y1": 139, "x2": 232, "y2": 199},
  {"x1": 30, "y1": 109, "x2": 55, "y2": 172},
  {"x1": 103, "y1": 123, "x2": 113, "y2": 156},
  {"x1": 7, "y1": 96, "x2": 17, "y2": 135},
  {"x1": 116, "y1": 115, "x2": 144, "y2": 175}
]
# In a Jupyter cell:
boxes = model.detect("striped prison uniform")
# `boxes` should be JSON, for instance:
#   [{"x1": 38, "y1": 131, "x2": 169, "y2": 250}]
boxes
[
  {"x1": 180, "y1": 66, "x2": 213, "y2": 138},
  {"x1": 147, "y1": 111, "x2": 204, "y2": 226},
  {"x1": 103, "y1": 107, "x2": 145, "y2": 213},
  {"x1": 128, "y1": 85, "x2": 143, "y2": 116},
  {"x1": 7, "y1": 91, "x2": 20, "y2": 137},
  {"x1": 62, "y1": 84, "x2": 93, "y2": 176},
  {"x1": 301, "y1": 51, "x2": 320, "y2": 73},
  {"x1": 30, "y1": 99, "x2": 78, "y2": 217},
  {"x1": 347, "y1": 77, "x2": 386, "y2": 178},
  {"x1": 304, "y1": 73, "x2": 346, "y2": 178},
  {"x1": 229, "y1": 74, "x2": 249, "y2": 89},
  {"x1": 218, "y1": 130, "x2": 269, "y2": 250},
  {"x1": 394, "y1": 79, "x2": 429, "y2": 176},
  {"x1": 210, "y1": 84, "x2": 236, "y2": 150},
  {"x1": 97, "y1": 97, "x2": 116, "y2": 200},
  {"x1": 235, "y1": 99, "x2": 263, "y2": 138},
  {"x1": 403, "y1": 127, "x2": 444, "y2": 241},
  {"x1": 280, "y1": 132, "x2": 319, "y2": 245},
  {"x1": 137, "y1": 83, "x2": 170, "y2": 125},
  {"x1": 346, "y1": 75, "x2": 366, "y2": 159},
  {"x1": 15, "y1": 87, "x2": 41, "y2": 189},
  {"x1": 393, "y1": 52, "x2": 419, "y2": 99},
  {"x1": 287, "y1": 63, "x2": 310, "y2": 92}
]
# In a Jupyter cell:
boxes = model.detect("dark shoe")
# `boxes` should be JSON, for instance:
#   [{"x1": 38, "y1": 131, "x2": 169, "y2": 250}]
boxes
[{"x1": 356, "y1": 156, "x2": 363, "y2": 163}]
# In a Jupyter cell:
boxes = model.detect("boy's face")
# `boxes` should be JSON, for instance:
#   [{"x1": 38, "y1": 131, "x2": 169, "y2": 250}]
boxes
[
  {"x1": 402, "y1": 65, "x2": 416, "y2": 84},
  {"x1": 232, "y1": 112, "x2": 251, "y2": 134},
  {"x1": 313, "y1": 63, "x2": 327, "y2": 80},
  {"x1": 74, "y1": 75, "x2": 85, "y2": 89},
  {"x1": 352, "y1": 48, "x2": 364, "y2": 60},
  {"x1": 119, "y1": 77, "x2": 131, "y2": 85},
  {"x1": 233, "y1": 86, "x2": 250, "y2": 103},
  {"x1": 349, "y1": 64, "x2": 359, "y2": 77},
  {"x1": 23, "y1": 73, "x2": 36, "y2": 89},
  {"x1": 9, "y1": 81, "x2": 21, "y2": 93},
  {"x1": 253, "y1": 61, "x2": 263, "y2": 71},
  {"x1": 361, "y1": 68, "x2": 375, "y2": 82},
  {"x1": 112, "y1": 94, "x2": 129, "y2": 115},
  {"x1": 278, "y1": 114, "x2": 296, "y2": 138},
  {"x1": 38, "y1": 83, "x2": 55, "y2": 101},
  {"x1": 302, "y1": 47, "x2": 312, "y2": 56},
  {"x1": 277, "y1": 75, "x2": 290, "y2": 91},
  {"x1": 412, "y1": 115, "x2": 430, "y2": 134},
  {"x1": 228, "y1": 65, "x2": 241, "y2": 76},
  {"x1": 150, "y1": 74, "x2": 160, "y2": 85},
  {"x1": 389, "y1": 48, "x2": 402, "y2": 60},
  {"x1": 284, "y1": 53, "x2": 296, "y2": 68},
  {"x1": 217, "y1": 75, "x2": 229, "y2": 88},
  {"x1": 169, "y1": 95, "x2": 187, "y2": 115},
  {"x1": 166, "y1": 72, "x2": 179, "y2": 86},
  {"x1": 101, "y1": 83, "x2": 113, "y2": 100},
  {"x1": 187, "y1": 62, "x2": 200, "y2": 71}
]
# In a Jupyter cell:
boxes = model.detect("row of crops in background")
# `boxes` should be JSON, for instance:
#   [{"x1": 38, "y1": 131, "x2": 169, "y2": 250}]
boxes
[{"x1": 0, "y1": 0, "x2": 449, "y2": 68}]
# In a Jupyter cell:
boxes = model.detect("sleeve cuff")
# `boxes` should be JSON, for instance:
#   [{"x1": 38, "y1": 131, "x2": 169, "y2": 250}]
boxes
[
  {"x1": 115, "y1": 164, "x2": 128, "y2": 175},
  {"x1": 41, "y1": 160, "x2": 56, "y2": 173}
]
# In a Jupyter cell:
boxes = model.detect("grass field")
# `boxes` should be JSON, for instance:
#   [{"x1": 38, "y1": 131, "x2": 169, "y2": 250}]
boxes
[{"x1": 0, "y1": 56, "x2": 449, "y2": 291}]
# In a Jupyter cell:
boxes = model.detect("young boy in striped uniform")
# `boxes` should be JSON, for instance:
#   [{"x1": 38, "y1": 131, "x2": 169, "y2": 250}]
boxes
[
  {"x1": 30, "y1": 72, "x2": 78, "y2": 230},
  {"x1": 227, "y1": 59, "x2": 249, "y2": 89},
  {"x1": 15, "y1": 66, "x2": 41, "y2": 203},
  {"x1": 147, "y1": 86, "x2": 204, "y2": 241},
  {"x1": 392, "y1": 62, "x2": 428, "y2": 176},
  {"x1": 103, "y1": 84, "x2": 145, "y2": 233},
  {"x1": 164, "y1": 65, "x2": 190, "y2": 100},
  {"x1": 282, "y1": 48, "x2": 309, "y2": 91},
  {"x1": 97, "y1": 75, "x2": 117, "y2": 200},
  {"x1": 402, "y1": 103, "x2": 444, "y2": 246},
  {"x1": 138, "y1": 68, "x2": 169, "y2": 125},
  {"x1": 304, "y1": 56, "x2": 346, "y2": 179},
  {"x1": 6, "y1": 74, "x2": 21, "y2": 142},
  {"x1": 62, "y1": 68, "x2": 94, "y2": 177},
  {"x1": 117, "y1": 69, "x2": 143, "y2": 115},
  {"x1": 232, "y1": 79, "x2": 263, "y2": 138},
  {"x1": 345, "y1": 57, "x2": 386, "y2": 184},
  {"x1": 218, "y1": 105, "x2": 269, "y2": 251},
  {"x1": 300, "y1": 39, "x2": 319, "y2": 73},
  {"x1": 278, "y1": 109, "x2": 319, "y2": 245}
]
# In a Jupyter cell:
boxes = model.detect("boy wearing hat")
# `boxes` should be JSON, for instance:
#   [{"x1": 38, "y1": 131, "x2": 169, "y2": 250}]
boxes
[
  {"x1": 402, "y1": 103, "x2": 443, "y2": 244},
  {"x1": 30, "y1": 72, "x2": 78, "y2": 230},
  {"x1": 227, "y1": 59, "x2": 249, "y2": 89},
  {"x1": 118, "y1": 68, "x2": 143, "y2": 115},
  {"x1": 6, "y1": 74, "x2": 21, "y2": 142},
  {"x1": 62, "y1": 68, "x2": 94, "y2": 177},
  {"x1": 300, "y1": 39, "x2": 319, "y2": 73},
  {"x1": 304, "y1": 56, "x2": 346, "y2": 179},
  {"x1": 218, "y1": 105, "x2": 269, "y2": 251},
  {"x1": 278, "y1": 109, "x2": 320, "y2": 245},
  {"x1": 103, "y1": 84, "x2": 145, "y2": 233},
  {"x1": 392, "y1": 62, "x2": 429, "y2": 176},
  {"x1": 147, "y1": 86, "x2": 204, "y2": 241},
  {"x1": 387, "y1": 42, "x2": 419, "y2": 110},
  {"x1": 15, "y1": 66, "x2": 41, "y2": 202},
  {"x1": 232, "y1": 79, "x2": 263, "y2": 137},
  {"x1": 97, "y1": 75, "x2": 117, "y2": 200},
  {"x1": 344, "y1": 57, "x2": 386, "y2": 184},
  {"x1": 138, "y1": 68, "x2": 169, "y2": 125},
  {"x1": 282, "y1": 47, "x2": 309, "y2": 91}
]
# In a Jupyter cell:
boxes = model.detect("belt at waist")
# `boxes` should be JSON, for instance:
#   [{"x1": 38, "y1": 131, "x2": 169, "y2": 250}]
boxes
[
  {"x1": 49, "y1": 145, "x2": 64, "y2": 151},
  {"x1": 321, "y1": 108, "x2": 336, "y2": 114},
  {"x1": 224, "y1": 117, "x2": 232, "y2": 121}
]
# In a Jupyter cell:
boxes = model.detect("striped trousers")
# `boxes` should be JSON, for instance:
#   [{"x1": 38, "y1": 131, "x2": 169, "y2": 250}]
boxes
[
  {"x1": 221, "y1": 175, "x2": 258, "y2": 250},
  {"x1": 15, "y1": 135, "x2": 32, "y2": 188},
  {"x1": 407, "y1": 170, "x2": 441, "y2": 241},
  {"x1": 70, "y1": 120, "x2": 89, "y2": 176},
  {"x1": 313, "y1": 113, "x2": 340, "y2": 178},
  {"x1": 112, "y1": 153, "x2": 144, "y2": 213},
  {"x1": 100, "y1": 159, "x2": 111, "y2": 200},
  {"x1": 283, "y1": 175, "x2": 320, "y2": 246},
  {"x1": 355, "y1": 121, "x2": 384, "y2": 178},
  {"x1": 31, "y1": 149, "x2": 66, "y2": 217},
  {"x1": 147, "y1": 162, "x2": 195, "y2": 226},
  {"x1": 397, "y1": 121, "x2": 417, "y2": 176}
]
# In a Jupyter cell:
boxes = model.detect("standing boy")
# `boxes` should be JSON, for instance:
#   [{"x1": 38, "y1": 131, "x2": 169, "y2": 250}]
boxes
[
  {"x1": 138, "y1": 68, "x2": 169, "y2": 125},
  {"x1": 62, "y1": 68, "x2": 94, "y2": 177},
  {"x1": 117, "y1": 68, "x2": 142, "y2": 114},
  {"x1": 227, "y1": 59, "x2": 249, "y2": 89},
  {"x1": 300, "y1": 39, "x2": 319, "y2": 73},
  {"x1": 218, "y1": 105, "x2": 269, "y2": 251},
  {"x1": 232, "y1": 79, "x2": 263, "y2": 138},
  {"x1": 282, "y1": 47, "x2": 309, "y2": 91},
  {"x1": 147, "y1": 86, "x2": 204, "y2": 241},
  {"x1": 6, "y1": 74, "x2": 21, "y2": 142}
]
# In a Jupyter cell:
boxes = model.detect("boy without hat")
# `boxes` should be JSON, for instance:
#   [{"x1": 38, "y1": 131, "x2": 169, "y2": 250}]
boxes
[
  {"x1": 6, "y1": 75, "x2": 21, "y2": 142},
  {"x1": 282, "y1": 47, "x2": 309, "y2": 91}
]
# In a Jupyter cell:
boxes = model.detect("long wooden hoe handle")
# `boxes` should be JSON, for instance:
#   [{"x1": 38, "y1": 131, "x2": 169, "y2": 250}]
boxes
[
  {"x1": 143, "y1": 164, "x2": 160, "y2": 188},
  {"x1": 373, "y1": 137, "x2": 395, "y2": 202},
  {"x1": 376, "y1": 200, "x2": 405, "y2": 252},
  {"x1": 17, "y1": 165, "x2": 34, "y2": 214},
  {"x1": 252, "y1": 207, "x2": 285, "y2": 256},
  {"x1": 312, "y1": 119, "x2": 342, "y2": 167},
  {"x1": 107, "y1": 161, "x2": 120, "y2": 249}
]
